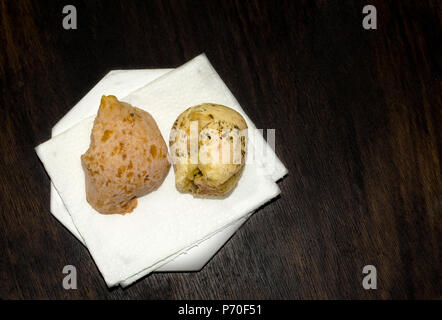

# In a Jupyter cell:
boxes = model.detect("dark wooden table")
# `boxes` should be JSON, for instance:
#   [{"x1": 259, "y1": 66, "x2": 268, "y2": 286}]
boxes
[{"x1": 0, "y1": 0, "x2": 440, "y2": 299}]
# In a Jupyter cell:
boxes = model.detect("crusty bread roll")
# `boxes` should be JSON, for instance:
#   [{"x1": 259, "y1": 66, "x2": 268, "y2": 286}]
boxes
[
  {"x1": 81, "y1": 95, "x2": 170, "y2": 214},
  {"x1": 169, "y1": 103, "x2": 247, "y2": 197}
]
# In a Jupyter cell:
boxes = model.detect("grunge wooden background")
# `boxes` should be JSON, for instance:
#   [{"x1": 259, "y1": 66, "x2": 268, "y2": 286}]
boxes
[{"x1": 0, "y1": 0, "x2": 440, "y2": 299}]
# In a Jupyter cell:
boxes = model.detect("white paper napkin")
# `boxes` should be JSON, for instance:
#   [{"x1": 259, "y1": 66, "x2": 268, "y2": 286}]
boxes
[
  {"x1": 36, "y1": 54, "x2": 287, "y2": 287},
  {"x1": 49, "y1": 68, "x2": 287, "y2": 274},
  {"x1": 50, "y1": 68, "x2": 287, "y2": 273}
]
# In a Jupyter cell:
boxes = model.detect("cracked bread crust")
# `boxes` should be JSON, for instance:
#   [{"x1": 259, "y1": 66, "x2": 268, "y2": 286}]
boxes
[{"x1": 169, "y1": 103, "x2": 247, "y2": 197}]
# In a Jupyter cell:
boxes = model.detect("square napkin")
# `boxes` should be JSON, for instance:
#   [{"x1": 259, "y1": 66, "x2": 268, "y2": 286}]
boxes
[
  {"x1": 50, "y1": 69, "x2": 287, "y2": 273},
  {"x1": 36, "y1": 54, "x2": 285, "y2": 287}
]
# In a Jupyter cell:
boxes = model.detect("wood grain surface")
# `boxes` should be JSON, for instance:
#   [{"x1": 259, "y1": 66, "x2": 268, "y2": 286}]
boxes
[{"x1": 0, "y1": 0, "x2": 440, "y2": 299}]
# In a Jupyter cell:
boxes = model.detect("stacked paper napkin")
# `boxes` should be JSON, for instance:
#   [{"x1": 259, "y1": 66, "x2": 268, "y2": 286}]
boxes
[{"x1": 36, "y1": 54, "x2": 287, "y2": 287}]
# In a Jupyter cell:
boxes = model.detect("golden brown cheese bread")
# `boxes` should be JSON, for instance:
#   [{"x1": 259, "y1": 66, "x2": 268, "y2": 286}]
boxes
[
  {"x1": 81, "y1": 95, "x2": 170, "y2": 214},
  {"x1": 169, "y1": 103, "x2": 247, "y2": 197}
]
